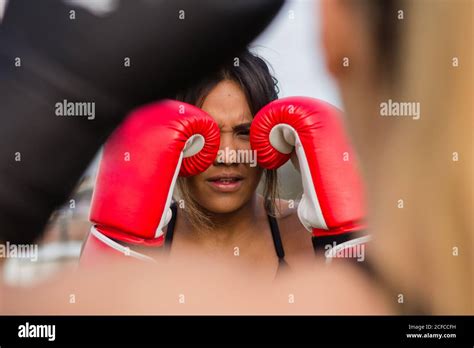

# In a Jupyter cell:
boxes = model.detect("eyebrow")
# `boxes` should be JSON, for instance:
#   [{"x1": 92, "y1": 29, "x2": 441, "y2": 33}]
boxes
[{"x1": 218, "y1": 122, "x2": 252, "y2": 132}]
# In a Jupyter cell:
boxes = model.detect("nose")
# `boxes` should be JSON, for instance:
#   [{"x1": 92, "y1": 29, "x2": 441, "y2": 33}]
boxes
[{"x1": 213, "y1": 131, "x2": 238, "y2": 166}]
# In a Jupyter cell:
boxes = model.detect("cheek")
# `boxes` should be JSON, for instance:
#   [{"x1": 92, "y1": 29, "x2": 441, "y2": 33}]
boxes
[
  {"x1": 245, "y1": 166, "x2": 263, "y2": 189},
  {"x1": 237, "y1": 138, "x2": 252, "y2": 150},
  {"x1": 185, "y1": 171, "x2": 207, "y2": 195}
]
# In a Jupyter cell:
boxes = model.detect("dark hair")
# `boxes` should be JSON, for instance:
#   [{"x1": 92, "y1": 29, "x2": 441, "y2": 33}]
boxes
[
  {"x1": 177, "y1": 49, "x2": 279, "y2": 114},
  {"x1": 175, "y1": 49, "x2": 280, "y2": 228}
]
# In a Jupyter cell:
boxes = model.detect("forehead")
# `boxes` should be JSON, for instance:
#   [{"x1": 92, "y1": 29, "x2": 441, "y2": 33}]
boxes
[{"x1": 201, "y1": 80, "x2": 253, "y2": 126}]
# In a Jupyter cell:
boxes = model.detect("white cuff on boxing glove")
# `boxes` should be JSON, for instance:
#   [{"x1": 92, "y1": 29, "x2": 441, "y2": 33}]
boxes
[
  {"x1": 269, "y1": 124, "x2": 328, "y2": 232},
  {"x1": 89, "y1": 226, "x2": 156, "y2": 263}
]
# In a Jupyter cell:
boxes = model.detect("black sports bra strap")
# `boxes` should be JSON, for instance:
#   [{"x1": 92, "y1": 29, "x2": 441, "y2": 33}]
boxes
[
  {"x1": 164, "y1": 203, "x2": 286, "y2": 263},
  {"x1": 267, "y1": 214, "x2": 286, "y2": 261},
  {"x1": 164, "y1": 203, "x2": 178, "y2": 249}
]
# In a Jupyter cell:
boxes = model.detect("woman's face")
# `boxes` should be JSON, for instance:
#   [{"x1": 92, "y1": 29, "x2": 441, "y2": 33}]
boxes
[{"x1": 186, "y1": 80, "x2": 263, "y2": 214}]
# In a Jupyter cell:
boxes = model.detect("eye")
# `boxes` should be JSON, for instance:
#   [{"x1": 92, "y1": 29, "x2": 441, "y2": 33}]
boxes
[
  {"x1": 233, "y1": 122, "x2": 251, "y2": 140},
  {"x1": 237, "y1": 129, "x2": 250, "y2": 136},
  {"x1": 236, "y1": 129, "x2": 250, "y2": 140}
]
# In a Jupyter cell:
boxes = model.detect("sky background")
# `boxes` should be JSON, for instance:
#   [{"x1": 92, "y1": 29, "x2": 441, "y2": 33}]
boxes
[{"x1": 253, "y1": 0, "x2": 342, "y2": 107}]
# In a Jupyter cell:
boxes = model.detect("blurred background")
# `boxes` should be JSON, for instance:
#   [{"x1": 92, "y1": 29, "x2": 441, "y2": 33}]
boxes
[{"x1": 2, "y1": 0, "x2": 341, "y2": 286}]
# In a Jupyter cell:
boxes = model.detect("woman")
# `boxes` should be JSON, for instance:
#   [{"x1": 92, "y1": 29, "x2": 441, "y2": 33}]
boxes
[
  {"x1": 80, "y1": 44, "x2": 366, "y2": 279},
  {"x1": 146, "y1": 50, "x2": 317, "y2": 279},
  {"x1": 5, "y1": 0, "x2": 471, "y2": 318},
  {"x1": 320, "y1": 0, "x2": 473, "y2": 313}
]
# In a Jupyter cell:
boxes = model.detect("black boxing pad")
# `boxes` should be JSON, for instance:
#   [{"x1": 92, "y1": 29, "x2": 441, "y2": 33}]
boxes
[{"x1": 0, "y1": 0, "x2": 284, "y2": 244}]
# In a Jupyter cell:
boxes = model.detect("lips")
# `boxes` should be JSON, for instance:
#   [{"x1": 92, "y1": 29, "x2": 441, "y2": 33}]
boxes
[{"x1": 206, "y1": 173, "x2": 244, "y2": 193}]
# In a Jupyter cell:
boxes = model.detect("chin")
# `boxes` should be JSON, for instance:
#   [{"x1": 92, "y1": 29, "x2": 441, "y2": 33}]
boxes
[{"x1": 198, "y1": 194, "x2": 248, "y2": 214}]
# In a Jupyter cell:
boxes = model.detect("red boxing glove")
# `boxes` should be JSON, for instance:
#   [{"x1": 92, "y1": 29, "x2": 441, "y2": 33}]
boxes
[
  {"x1": 250, "y1": 97, "x2": 368, "y2": 250},
  {"x1": 81, "y1": 100, "x2": 220, "y2": 263}
]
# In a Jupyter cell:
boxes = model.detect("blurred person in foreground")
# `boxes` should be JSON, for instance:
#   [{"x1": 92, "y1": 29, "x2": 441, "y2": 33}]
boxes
[
  {"x1": 320, "y1": 0, "x2": 473, "y2": 313},
  {"x1": 1, "y1": 0, "x2": 472, "y2": 315}
]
